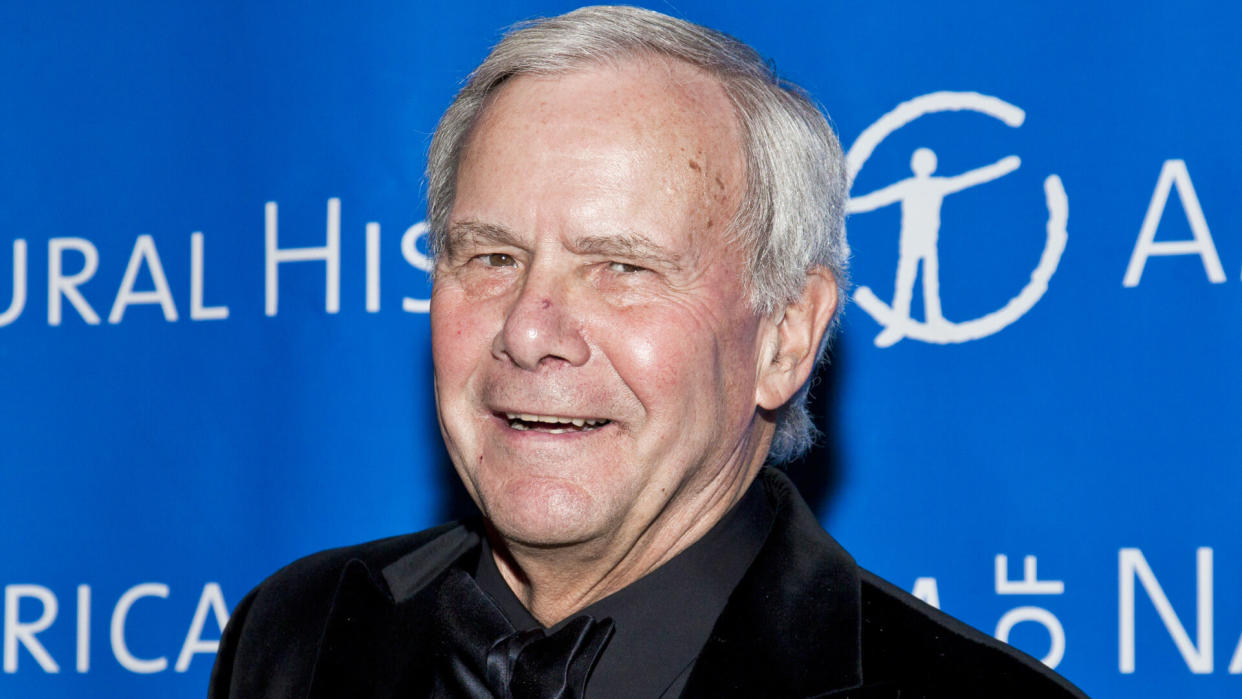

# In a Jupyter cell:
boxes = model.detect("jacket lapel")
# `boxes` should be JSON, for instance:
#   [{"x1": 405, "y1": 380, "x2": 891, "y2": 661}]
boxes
[
  {"x1": 306, "y1": 525, "x2": 481, "y2": 698},
  {"x1": 682, "y1": 469, "x2": 864, "y2": 698},
  {"x1": 303, "y1": 475, "x2": 866, "y2": 698}
]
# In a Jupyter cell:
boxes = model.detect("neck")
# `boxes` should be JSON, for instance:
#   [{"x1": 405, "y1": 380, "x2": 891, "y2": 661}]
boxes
[{"x1": 489, "y1": 442, "x2": 768, "y2": 626}]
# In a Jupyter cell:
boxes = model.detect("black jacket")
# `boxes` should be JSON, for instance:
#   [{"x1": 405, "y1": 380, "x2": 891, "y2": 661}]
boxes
[{"x1": 209, "y1": 469, "x2": 1089, "y2": 698}]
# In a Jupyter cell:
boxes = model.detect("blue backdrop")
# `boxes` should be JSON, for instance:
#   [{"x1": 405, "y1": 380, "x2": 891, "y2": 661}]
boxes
[{"x1": 2, "y1": 2, "x2": 1239, "y2": 697}]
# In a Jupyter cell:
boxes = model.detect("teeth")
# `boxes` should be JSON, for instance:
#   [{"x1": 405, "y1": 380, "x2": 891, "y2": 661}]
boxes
[{"x1": 503, "y1": 412, "x2": 609, "y2": 429}]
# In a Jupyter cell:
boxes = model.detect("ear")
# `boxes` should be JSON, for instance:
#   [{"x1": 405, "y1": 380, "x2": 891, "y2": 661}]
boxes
[{"x1": 755, "y1": 267, "x2": 838, "y2": 411}]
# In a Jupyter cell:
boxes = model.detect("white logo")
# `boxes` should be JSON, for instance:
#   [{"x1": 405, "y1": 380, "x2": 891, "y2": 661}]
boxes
[{"x1": 846, "y1": 92, "x2": 1068, "y2": 347}]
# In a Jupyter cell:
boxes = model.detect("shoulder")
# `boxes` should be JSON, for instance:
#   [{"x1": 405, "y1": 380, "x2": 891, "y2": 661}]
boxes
[
  {"x1": 858, "y1": 569, "x2": 1088, "y2": 698},
  {"x1": 208, "y1": 522, "x2": 463, "y2": 698},
  {"x1": 253, "y1": 523, "x2": 460, "y2": 604}
]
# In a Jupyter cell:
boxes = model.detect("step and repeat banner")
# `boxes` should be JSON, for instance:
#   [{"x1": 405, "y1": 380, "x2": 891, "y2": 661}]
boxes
[{"x1": 2, "y1": 1, "x2": 1238, "y2": 697}]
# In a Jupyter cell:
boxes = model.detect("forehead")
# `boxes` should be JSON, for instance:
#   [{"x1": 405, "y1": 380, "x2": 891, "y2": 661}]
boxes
[
  {"x1": 453, "y1": 56, "x2": 745, "y2": 242},
  {"x1": 475, "y1": 55, "x2": 740, "y2": 146}
]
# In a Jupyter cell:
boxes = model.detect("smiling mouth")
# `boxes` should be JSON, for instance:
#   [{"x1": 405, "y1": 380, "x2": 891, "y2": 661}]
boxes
[{"x1": 502, "y1": 412, "x2": 611, "y2": 434}]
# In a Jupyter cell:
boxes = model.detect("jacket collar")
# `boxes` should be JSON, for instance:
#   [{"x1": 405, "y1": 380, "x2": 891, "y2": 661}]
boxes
[
  {"x1": 681, "y1": 468, "x2": 863, "y2": 697},
  {"x1": 306, "y1": 526, "x2": 482, "y2": 698},
  {"x1": 307, "y1": 469, "x2": 862, "y2": 698}
]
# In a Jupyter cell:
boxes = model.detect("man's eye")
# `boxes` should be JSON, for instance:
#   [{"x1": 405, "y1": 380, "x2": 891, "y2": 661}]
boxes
[
  {"x1": 478, "y1": 253, "x2": 516, "y2": 267},
  {"x1": 607, "y1": 261, "x2": 644, "y2": 274}
]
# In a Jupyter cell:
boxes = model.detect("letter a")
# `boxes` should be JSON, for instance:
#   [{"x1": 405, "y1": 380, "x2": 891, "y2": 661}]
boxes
[
  {"x1": 110, "y1": 235, "x2": 179, "y2": 323},
  {"x1": 911, "y1": 577, "x2": 940, "y2": 609},
  {"x1": 1123, "y1": 160, "x2": 1225, "y2": 287},
  {"x1": 174, "y1": 583, "x2": 229, "y2": 672}
]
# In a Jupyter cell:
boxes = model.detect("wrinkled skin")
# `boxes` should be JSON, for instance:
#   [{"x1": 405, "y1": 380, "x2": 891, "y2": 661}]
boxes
[{"x1": 430, "y1": 57, "x2": 834, "y2": 622}]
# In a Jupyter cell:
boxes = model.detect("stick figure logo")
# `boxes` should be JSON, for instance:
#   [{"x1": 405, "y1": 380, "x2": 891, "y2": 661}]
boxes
[{"x1": 846, "y1": 92, "x2": 1068, "y2": 347}]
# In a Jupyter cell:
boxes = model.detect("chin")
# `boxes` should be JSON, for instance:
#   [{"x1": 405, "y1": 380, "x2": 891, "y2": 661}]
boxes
[{"x1": 483, "y1": 477, "x2": 607, "y2": 547}]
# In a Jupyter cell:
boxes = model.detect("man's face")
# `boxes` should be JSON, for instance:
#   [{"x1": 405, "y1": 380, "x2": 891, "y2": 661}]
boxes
[{"x1": 430, "y1": 58, "x2": 774, "y2": 552}]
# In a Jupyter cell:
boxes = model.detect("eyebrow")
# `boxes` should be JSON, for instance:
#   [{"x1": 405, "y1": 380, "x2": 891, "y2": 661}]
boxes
[
  {"x1": 445, "y1": 221, "x2": 684, "y2": 271},
  {"x1": 570, "y1": 233, "x2": 684, "y2": 271},
  {"x1": 443, "y1": 221, "x2": 523, "y2": 255}
]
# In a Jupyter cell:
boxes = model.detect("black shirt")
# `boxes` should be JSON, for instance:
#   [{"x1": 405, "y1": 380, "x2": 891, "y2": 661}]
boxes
[{"x1": 474, "y1": 480, "x2": 775, "y2": 698}]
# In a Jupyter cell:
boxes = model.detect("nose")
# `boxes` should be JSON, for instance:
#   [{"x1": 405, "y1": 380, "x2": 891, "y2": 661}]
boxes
[{"x1": 492, "y1": 267, "x2": 590, "y2": 370}]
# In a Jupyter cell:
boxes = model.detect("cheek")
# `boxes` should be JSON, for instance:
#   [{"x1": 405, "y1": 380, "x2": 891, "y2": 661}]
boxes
[
  {"x1": 601, "y1": 304, "x2": 721, "y2": 410},
  {"x1": 602, "y1": 283, "x2": 762, "y2": 425},
  {"x1": 430, "y1": 288, "x2": 495, "y2": 387}
]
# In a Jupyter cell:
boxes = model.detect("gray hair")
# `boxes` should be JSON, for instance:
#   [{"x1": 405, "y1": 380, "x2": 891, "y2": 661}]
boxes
[{"x1": 426, "y1": 5, "x2": 849, "y2": 462}]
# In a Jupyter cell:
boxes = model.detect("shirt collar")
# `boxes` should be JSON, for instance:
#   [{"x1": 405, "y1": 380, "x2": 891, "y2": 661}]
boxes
[{"x1": 475, "y1": 478, "x2": 774, "y2": 697}]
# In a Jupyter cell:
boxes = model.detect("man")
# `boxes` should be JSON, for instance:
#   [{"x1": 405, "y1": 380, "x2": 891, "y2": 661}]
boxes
[{"x1": 210, "y1": 6, "x2": 1087, "y2": 698}]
